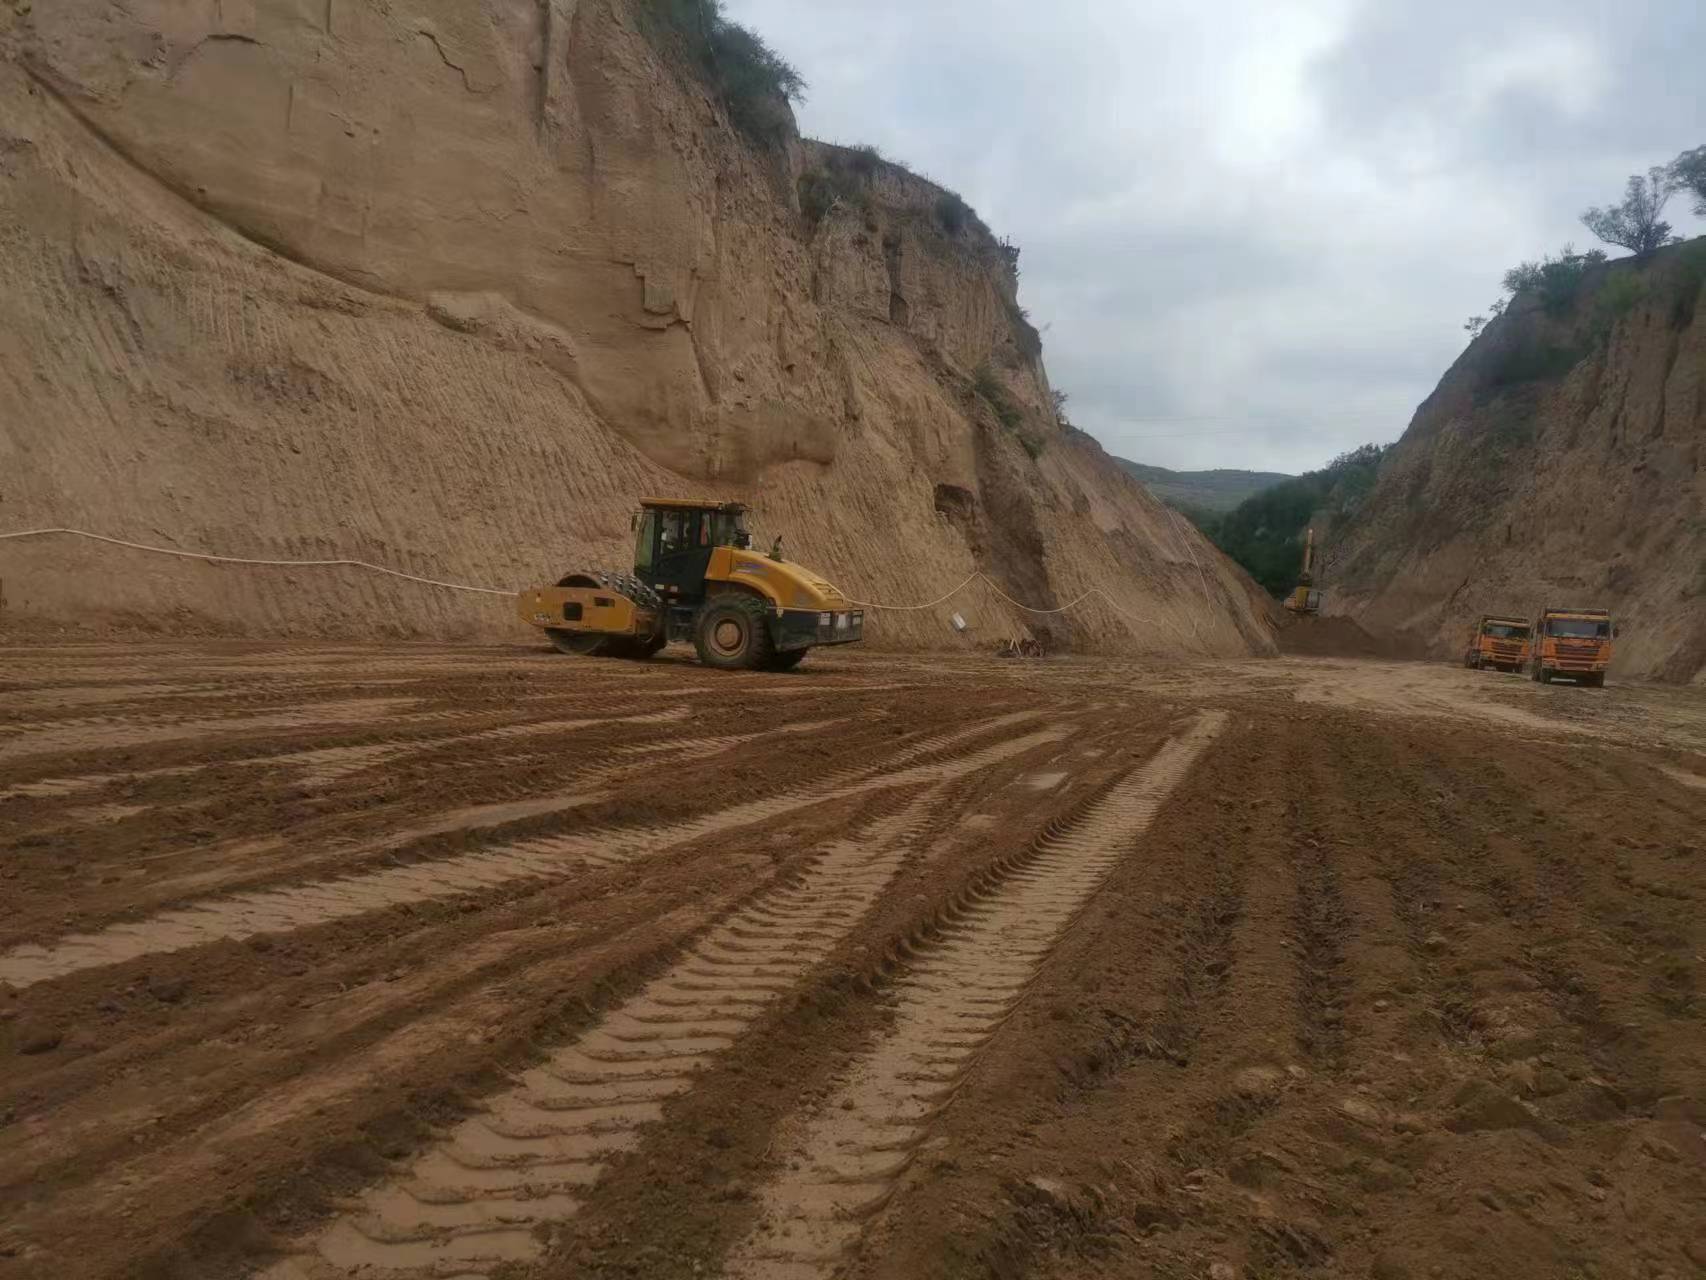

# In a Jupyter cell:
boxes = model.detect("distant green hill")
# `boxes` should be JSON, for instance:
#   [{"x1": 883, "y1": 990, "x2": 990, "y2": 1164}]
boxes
[
  {"x1": 1197, "y1": 444, "x2": 1390, "y2": 598},
  {"x1": 1116, "y1": 460, "x2": 1293, "y2": 513}
]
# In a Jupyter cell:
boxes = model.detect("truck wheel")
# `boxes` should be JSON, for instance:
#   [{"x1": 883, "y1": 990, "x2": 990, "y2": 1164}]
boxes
[
  {"x1": 693, "y1": 593, "x2": 775, "y2": 671},
  {"x1": 766, "y1": 648, "x2": 808, "y2": 672},
  {"x1": 1539, "y1": 667, "x2": 1553, "y2": 685},
  {"x1": 1583, "y1": 672, "x2": 1605, "y2": 688}
]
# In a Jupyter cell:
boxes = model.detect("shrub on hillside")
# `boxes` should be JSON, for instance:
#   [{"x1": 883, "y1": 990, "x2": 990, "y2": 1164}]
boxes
[
  {"x1": 644, "y1": 0, "x2": 805, "y2": 146},
  {"x1": 1007, "y1": 301, "x2": 1043, "y2": 360},
  {"x1": 840, "y1": 144, "x2": 882, "y2": 179},
  {"x1": 1670, "y1": 240, "x2": 1706, "y2": 330},
  {"x1": 973, "y1": 364, "x2": 1022, "y2": 430},
  {"x1": 1502, "y1": 246, "x2": 1607, "y2": 313},
  {"x1": 1592, "y1": 272, "x2": 1647, "y2": 339},
  {"x1": 1483, "y1": 337, "x2": 1587, "y2": 390},
  {"x1": 797, "y1": 164, "x2": 872, "y2": 227},
  {"x1": 935, "y1": 191, "x2": 973, "y2": 236}
]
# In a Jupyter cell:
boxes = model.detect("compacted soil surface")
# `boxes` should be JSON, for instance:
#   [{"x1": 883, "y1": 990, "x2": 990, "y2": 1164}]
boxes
[{"x1": 1, "y1": 641, "x2": 1702, "y2": 1280}]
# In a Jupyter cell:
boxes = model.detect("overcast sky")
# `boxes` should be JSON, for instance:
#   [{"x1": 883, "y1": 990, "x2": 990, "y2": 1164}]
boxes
[{"x1": 722, "y1": 0, "x2": 1704, "y2": 474}]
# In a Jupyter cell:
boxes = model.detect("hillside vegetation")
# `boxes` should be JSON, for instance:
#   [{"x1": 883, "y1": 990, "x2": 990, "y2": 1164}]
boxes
[
  {"x1": 1189, "y1": 445, "x2": 1389, "y2": 598},
  {"x1": 1116, "y1": 460, "x2": 1293, "y2": 514}
]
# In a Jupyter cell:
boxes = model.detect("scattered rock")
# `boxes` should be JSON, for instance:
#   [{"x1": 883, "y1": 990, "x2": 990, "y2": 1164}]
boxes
[
  {"x1": 1232, "y1": 1064, "x2": 1285, "y2": 1101},
  {"x1": 148, "y1": 976, "x2": 188, "y2": 1004},
  {"x1": 1392, "y1": 1112, "x2": 1427, "y2": 1135},
  {"x1": 16, "y1": 1023, "x2": 62, "y2": 1055},
  {"x1": 1131, "y1": 1199, "x2": 1181, "y2": 1231},
  {"x1": 1353, "y1": 1157, "x2": 1415, "y2": 1193},
  {"x1": 1639, "y1": 1135, "x2": 1680, "y2": 1164},
  {"x1": 1572, "y1": 1080, "x2": 1627, "y2": 1121},
  {"x1": 1022, "y1": 1174, "x2": 1069, "y2": 1207},
  {"x1": 1531, "y1": 1065, "x2": 1570, "y2": 1097},
  {"x1": 1208, "y1": 1263, "x2": 1240, "y2": 1280},
  {"x1": 1446, "y1": 1080, "x2": 1540, "y2": 1134},
  {"x1": 1423, "y1": 932, "x2": 1450, "y2": 953},
  {"x1": 1338, "y1": 1095, "x2": 1387, "y2": 1128},
  {"x1": 1372, "y1": 1253, "x2": 1413, "y2": 1280}
]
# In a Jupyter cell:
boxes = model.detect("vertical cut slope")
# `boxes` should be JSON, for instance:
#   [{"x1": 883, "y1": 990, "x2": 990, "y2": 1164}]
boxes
[
  {"x1": 1325, "y1": 244, "x2": 1706, "y2": 682},
  {"x1": 0, "y1": 1, "x2": 1271, "y2": 656}
]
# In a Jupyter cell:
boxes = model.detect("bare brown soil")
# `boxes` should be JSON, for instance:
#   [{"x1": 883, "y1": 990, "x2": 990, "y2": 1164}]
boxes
[
  {"x1": 2, "y1": 642, "x2": 1703, "y2": 1280},
  {"x1": 1275, "y1": 615, "x2": 1425, "y2": 661}
]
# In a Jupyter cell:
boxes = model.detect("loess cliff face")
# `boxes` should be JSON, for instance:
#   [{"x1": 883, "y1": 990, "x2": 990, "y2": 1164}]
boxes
[
  {"x1": 1325, "y1": 244, "x2": 1706, "y2": 682},
  {"x1": 0, "y1": 0, "x2": 1272, "y2": 656}
]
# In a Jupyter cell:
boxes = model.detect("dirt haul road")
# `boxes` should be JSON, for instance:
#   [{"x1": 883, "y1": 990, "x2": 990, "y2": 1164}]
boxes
[{"x1": 2, "y1": 643, "x2": 1704, "y2": 1280}]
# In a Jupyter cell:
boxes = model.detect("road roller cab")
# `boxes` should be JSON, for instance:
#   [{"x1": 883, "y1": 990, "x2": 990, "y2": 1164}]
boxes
[{"x1": 517, "y1": 498, "x2": 865, "y2": 671}]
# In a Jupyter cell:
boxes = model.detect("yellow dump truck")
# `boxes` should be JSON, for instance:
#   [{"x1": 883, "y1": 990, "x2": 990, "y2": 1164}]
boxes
[
  {"x1": 1528, "y1": 606, "x2": 1614, "y2": 687},
  {"x1": 1463, "y1": 615, "x2": 1532, "y2": 673}
]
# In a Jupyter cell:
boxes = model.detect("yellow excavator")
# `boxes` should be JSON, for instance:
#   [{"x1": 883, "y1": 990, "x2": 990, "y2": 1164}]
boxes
[
  {"x1": 516, "y1": 498, "x2": 864, "y2": 670},
  {"x1": 1283, "y1": 526, "x2": 1323, "y2": 615}
]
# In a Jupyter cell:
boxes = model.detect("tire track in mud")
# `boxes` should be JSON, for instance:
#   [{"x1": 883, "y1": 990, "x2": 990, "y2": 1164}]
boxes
[
  {"x1": 0, "y1": 698, "x2": 419, "y2": 765},
  {"x1": 254, "y1": 791, "x2": 959, "y2": 1279},
  {"x1": 0, "y1": 715, "x2": 1057, "y2": 989},
  {"x1": 0, "y1": 704, "x2": 692, "y2": 801},
  {"x1": 0, "y1": 717, "x2": 856, "y2": 952},
  {"x1": 726, "y1": 711, "x2": 1227, "y2": 1278}
]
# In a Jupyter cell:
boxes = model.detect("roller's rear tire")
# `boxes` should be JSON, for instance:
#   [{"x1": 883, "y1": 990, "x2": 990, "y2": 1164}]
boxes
[
  {"x1": 694, "y1": 594, "x2": 775, "y2": 671},
  {"x1": 547, "y1": 629, "x2": 612, "y2": 656}
]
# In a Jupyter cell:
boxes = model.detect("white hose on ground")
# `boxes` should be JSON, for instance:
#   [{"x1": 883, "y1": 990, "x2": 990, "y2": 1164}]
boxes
[
  {"x1": 0, "y1": 527, "x2": 514, "y2": 596},
  {"x1": 0, "y1": 527, "x2": 1203, "y2": 637}
]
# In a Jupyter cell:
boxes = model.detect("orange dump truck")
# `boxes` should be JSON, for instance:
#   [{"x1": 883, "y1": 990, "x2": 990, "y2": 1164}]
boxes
[
  {"x1": 1529, "y1": 606, "x2": 1615, "y2": 687},
  {"x1": 1463, "y1": 615, "x2": 1532, "y2": 673}
]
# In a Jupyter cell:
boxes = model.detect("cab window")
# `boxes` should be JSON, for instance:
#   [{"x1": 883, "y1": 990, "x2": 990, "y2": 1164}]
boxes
[
  {"x1": 659, "y1": 510, "x2": 692, "y2": 556},
  {"x1": 1546, "y1": 617, "x2": 1610, "y2": 639},
  {"x1": 711, "y1": 511, "x2": 748, "y2": 547},
  {"x1": 634, "y1": 511, "x2": 658, "y2": 573}
]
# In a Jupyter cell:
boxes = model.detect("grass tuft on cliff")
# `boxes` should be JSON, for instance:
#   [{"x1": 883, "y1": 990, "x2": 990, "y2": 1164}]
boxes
[{"x1": 643, "y1": 0, "x2": 805, "y2": 145}]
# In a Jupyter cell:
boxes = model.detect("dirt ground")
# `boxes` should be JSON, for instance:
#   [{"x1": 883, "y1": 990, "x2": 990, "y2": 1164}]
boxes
[{"x1": 2, "y1": 641, "x2": 1704, "y2": 1280}]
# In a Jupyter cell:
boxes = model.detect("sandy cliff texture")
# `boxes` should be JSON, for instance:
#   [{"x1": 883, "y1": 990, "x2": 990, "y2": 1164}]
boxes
[
  {"x1": 0, "y1": 0, "x2": 1272, "y2": 656},
  {"x1": 1325, "y1": 243, "x2": 1706, "y2": 682}
]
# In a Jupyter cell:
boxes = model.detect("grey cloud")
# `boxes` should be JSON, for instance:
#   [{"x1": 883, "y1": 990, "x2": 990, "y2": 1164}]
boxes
[{"x1": 725, "y1": 0, "x2": 1704, "y2": 473}]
